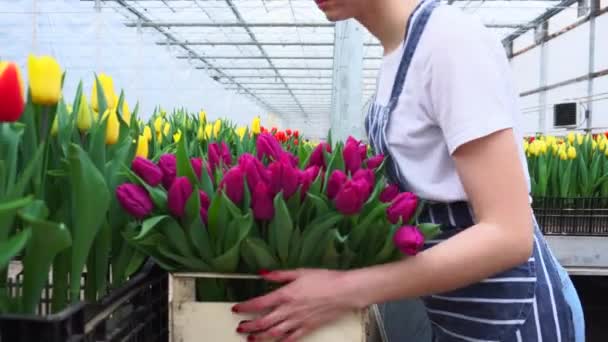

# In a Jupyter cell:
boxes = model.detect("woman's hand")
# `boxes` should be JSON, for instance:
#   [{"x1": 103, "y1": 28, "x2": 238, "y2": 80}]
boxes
[{"x1": 232, "y1": 269, "x2": 361, "y2": 342}]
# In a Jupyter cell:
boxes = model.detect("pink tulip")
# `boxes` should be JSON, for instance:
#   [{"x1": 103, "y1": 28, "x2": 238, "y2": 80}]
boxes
[
  {"x1": 393, "y1": 226, "x2": 425, "y2": 256},
  {"x1": 256, "y1": 133, "x2": 284, "y2": 162},
  {"x1": 267, "y1": 160, "x2": 299, "y2": 199},
  {"x1": 326, "y1": 170, "x2": 347, "y2": 199},
  {"x1": 208, "y1": 142, "x2": 232, "y2": 171},
  {"x1": 252, "y1": 182, "x2": 274, "y2": 220},
  {"x1": 200, "y1": 207, "x2": 209, "y2": 225},
  {"x1": 131, "y1": 157, "x2": 162, "y2": 187},
  {"x1": 346, "y1": 136, "x2": 367, "y2": 159},
  {"x1": 352, "y1": 169, "x2": 375, "y2": 197},
  {"x1": 387, "y1": 192, "x2": 418, "y2": 224},
  {"x1": 116, "y1": 184, "x2": 154, "y2": 219},
  {"x1": 343, "y1": 140, "x2": 362, "y2": 175},
  {"x1": 298, "y1": 165, "x2": 321, "y2": 197},
  {"x1": 307, "y1": 142, "x2": 331, "y2": 169},
  {"x1": 191, "y1": 157, "x2": 213, "y2": 182},
  {"x1": 168, "y1": 177, "x2": 193, "y2": 218},
  {"x1": 220, "y1": 167, "x2": 245, "y2": 204},
  {"x1": 379, "y1": 184, "x2": 400, "y2": 203},
  {"x1": 238, "y1": 154, "x2": 268, "y2": 192},
  {"x1": 334, "y1": 179, "x2": 367, "y2": 215},
  {"x1": 199, "y1": 190, "x2": 210, "y2": 209},
  {"x1": 365, "y1": 154, "x2": 384, "y2": 170},
  {"x1": 158, "y1": 154, "x2": 177, "y2": 189}
]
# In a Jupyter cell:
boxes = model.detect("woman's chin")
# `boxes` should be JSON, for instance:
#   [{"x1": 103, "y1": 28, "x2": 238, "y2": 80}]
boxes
[{"x1": 323, "y1": 11, "x2": 352, "y2": 22}]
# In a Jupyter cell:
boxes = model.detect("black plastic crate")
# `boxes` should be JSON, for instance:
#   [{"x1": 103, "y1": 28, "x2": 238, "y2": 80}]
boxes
[
  {"x1": 0, "y1": 261, "x2": 169, "y2": 342},
  {"x1": 533, "y1": 197, "x2": 608, "y2": 236}
]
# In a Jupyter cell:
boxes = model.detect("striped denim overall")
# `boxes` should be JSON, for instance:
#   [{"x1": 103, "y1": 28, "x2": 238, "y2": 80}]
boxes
[{"x1": 365, "y1": 1, "x2": 578, "y2": 341}]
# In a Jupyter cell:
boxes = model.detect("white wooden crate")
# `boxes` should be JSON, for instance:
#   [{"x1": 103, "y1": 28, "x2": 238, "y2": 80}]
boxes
[{"x1": 169, "y1": 273, "x2": 383, "y2": 342}]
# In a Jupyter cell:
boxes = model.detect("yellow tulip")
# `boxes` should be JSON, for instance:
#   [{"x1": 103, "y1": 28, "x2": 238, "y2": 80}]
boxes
[
  {"x1": 76, "y1": 94, "x2": 92, "y2": 133},
  {"x1": 528, "y1": 142, "x2": 539, "y2": 156},
  {"x1": 551, "y1": 144, "x2": 558, "y2": 154},
  {"x1": 143, "y1": 126, "x2": 152, "y2": 142},
  {"x1": 154, "y1": 117, "x2": 163, "y2": 134},
  {"x1": 559, "y1": 151, "x2": 568, "y2": 160},
  {"x1": 163, "y1": 122, "x2": 170, "y2": 136},
  {"x1": 173, "y1": 130, "x2": 182, "y2": 143},
  {"x1": 523, "y1": 140, "x2": 529, "y2": 153},
  {"x1": 197, "y1": 125, "x2": 204, "y2": 141},
  {"x1": 121, "y1": 99, "x2": 131, "y2": 126},
  {"x1": 236, "y1": 126, "x2": 247, "y2": 140},
  {"x1": 251, "y1": 116, "x2": 261, "y2": 135},
  {"x1": 539, "y1": 141, "x2": 547, "y2": 154},
  {"x1": 205, "y1": 124, "x2": 213, "y2": 139},
  {"x1": 103, "y1": 109, "x2": 119, "y2": 145},
  {"x1": 592, "y1": 141, "x2": 597, "y2": 151},
  {"x1": 91, "y1": 73, "x2": 117, "y2": 112},
  {"x1": 576, "y1": 133, "x2": 583, "y2": 146},
  {"x1": 27, "y1": 55, "x2": 62, "y2": 105},
  {"x1": 546, "y1": 135, "x2": 556, "y2": 146},
  {"x1": 599, "y1": 140, "x2": 606, "y2": 152},
  {"x1": 567, "y1": 132, "x2": 575, "y2": 145},
  {"x1": 199, "y1": 110, "x2": 206, "y2": 123},
  {"x1": 135, "y1": 134, "x2": 149, "y2": 159},
  {"x1": 567, "y1": 146, "x2": 577, "y2": 160},
  {"x1": 213, "y1": 120, "x2": 222, "y2": 137}
]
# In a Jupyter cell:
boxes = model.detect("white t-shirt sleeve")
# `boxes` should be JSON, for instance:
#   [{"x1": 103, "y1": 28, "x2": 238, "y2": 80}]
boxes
[{"x1": 428, "y1": 14, "x2": 515, "y2": 155}]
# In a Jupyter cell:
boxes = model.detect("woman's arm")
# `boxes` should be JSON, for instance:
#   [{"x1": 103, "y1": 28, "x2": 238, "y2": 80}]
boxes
[
  {"x1": 234, "y1": 128, "x2": 533, "y2": 341},
  {"x1": 343, "y1": 127, "x2": 533, "y2": 308}
]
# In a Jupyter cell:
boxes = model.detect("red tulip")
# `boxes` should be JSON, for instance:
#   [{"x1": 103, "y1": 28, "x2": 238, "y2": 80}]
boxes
[
  {"x1": 267, "y1": 160, "x2": 299, "y2": 199},
  {"x1": 208, "y1": 142, "x2": 232, "y2": 171},
  {"x1": 343, "y1": 140, "x2": 362, "y2": 175},
  {"x1": 379, "y1": 184, "x2": 400, "y2": 203},
  {"x1": 294, "y1": 139, "x2": 299, "y2": 146},
  {"x1": 252, "y1": 182, "x2": 274, "y2": 220},
  {"x1": 307, "y1": 142, "x2": 331, "y2": 169},
  {"x1": 334, "y1": 179, "x2": 367, "y2": 215},
  {"x1": 393, "y1": 226, "x2": 425, "y2": 256},
  {"x1": 365, "y1": 154, "x2": 384, "y2": 170},
  {"x1": 294, "y1": 130, "x2": 300, "y2": 138},
  {"x1": 327, "y1": 170, "x2": 347, "y2": 199},
  {"x1": 271, "y1": 127, "x2": 278, "y2": 134},
  {"x1": 528, "y1": 137, "x2": 535, "y2": 143},
  {"x1": 0, "y1": 61, "x2": 25, "y2": 122},
  {"x1": 168, "y1": 177, "x2": 193, "y2": 218},
  {"x1": 221, "y1": 167, "x2": 245, "y2": 204},
  {"x1": 387, "y1": 192, "x2": 418, "y2": 224},
  {"x1": 116, "y1": 184, "x2": 154, "y2": 219},
  {"x1": 286, "y1": 129, "x2": 292, "y2": 136},
  {"x1": 352, "y1": 169, "x2": 375, "y2": 197},
  {"x1": 158, "y1": 154, "x2": 177, "y2": 189},
  {"x1": 131, "y1": 157, "x2": 162, "y2": 186},
  {"x1": 238, "y1": 153, "x2": 268, "y2": 192},
  {"x1": 256, "y1": 133, "x2": 285, "y2": 162}
]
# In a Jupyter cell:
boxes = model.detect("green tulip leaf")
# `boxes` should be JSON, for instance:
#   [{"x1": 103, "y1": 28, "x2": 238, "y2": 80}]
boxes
[
  {"x1": 373, "y1": 225, "x2": 400, "y2": 264},
  {"x1": 321, "y1": 230, "x2": 340, "y2": 269},
  {"x1": 241, "y1": 237, "x2": 280, "y2": 272},
  {"x1": 418, "y1": 223, "x2": 442, "y2": 240},
  {"x1": 298, "y1": 213, "x2": 342, "y2": 266},
  {"x1": 67, "y1": 144, "x2": 110, "y2": 301},
  {"x1": 307, "y1": 193, "x2": 328, "y2": 216},
  {"x1": 135, "y1": 215, "x2": 169, "y2": 240},
  {"x1": 269, "y1": 195, "x2": 293, "y2": 266},
  {"x1": 0, "y1": 229, "x2": 31, "y2": 271},
  {"x1": 0, "y1": 196, "x2": 34, "y2": 240},
  {"x1": 348, "y1": 203, "x2": 389, "y2": 250},
  {"x1": 287, "y1": 227, "x2": 302, "y2": 268},
  {"x1": 160, "y1": 217, "x2": 196, "y2": 258},
  {"x1": 176, "y1": 135, "x2": 199, "y2": 186},
  {"x1": 184, "y1": 191, "x2": 213, "y2": 261},
  {"x1": 158, "y1": 243, "x2": 210, "y2": 271}
]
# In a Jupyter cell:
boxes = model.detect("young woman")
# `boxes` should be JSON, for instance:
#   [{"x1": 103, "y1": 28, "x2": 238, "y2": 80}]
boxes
[{"x1": 233, "y1": 0, "x2": 585, "y2": 341}]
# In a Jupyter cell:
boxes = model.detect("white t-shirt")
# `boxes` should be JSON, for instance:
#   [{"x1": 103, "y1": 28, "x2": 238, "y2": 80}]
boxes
[{"x1": 375, "y1": 5, "x2": 530, "y2": 202}]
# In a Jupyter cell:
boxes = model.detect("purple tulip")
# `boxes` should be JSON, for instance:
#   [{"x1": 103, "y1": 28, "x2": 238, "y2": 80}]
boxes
[
  {"x1": 158, "y1": 154, "x2": 177, "y2": 189},
  {"x1": 131, "y1": 157, "x2": 162, "y2": 187},
  {"x1": 267, "y1": 160, "x2": 299, "y2": 199},
  {"x1": 238, "y1": 154, "x2": 268, "y2": 192},
  {"x1": 298, "y1": 165, "x2": 321, "y2": 197},
  {"x1": 326, "y1": 170, "x2": 347, "y2": 199},
  {"x1": 280, "y1": 152, "x2": 299, "y2": 168},
  {"x1": 116, "y1": 184, "x2": 154, "y2": 219},
  {"x1": 365, "y1": 154, "x2": 384, "y2": 170},
  {"x1": 353, "y1": 169, "x2": 374, "y2": 193},
  {"x1": 168, "y1": 177, "x2": 193, "y2": 218},
  {"x1": 343, "y1": 140, "x2": 362, "y2": 175},
  {"x1": 393, "y1": 226, "x2": 425, "y2": 256},
  {"x1": 209, "y1": 142, "x2": 232, "y2": 171},
  {"x1": 256, "y1": 133, "x2": 284, "y2": 162},
  {"x1": 379, "y1": 184, "x2": 400, "y2": 203},
  {"x1": 387, "y1": 192, "x2": 418, "y2": 224},
  {"x1": 307, "y1": 143, "x2": 331, "y2": 169},
  {"x1": 191, "y1": 157, "x2": 213, "y2": 182},
  {"x1": 199, "y1": 190, "x2": 210, "y2": 209},
  {"x1": 200, "y1": 207, "x2": 209, "y2": 225},
  {"x1": 252, "y1": 182, "x2": 274, "y2": 220},
  {"x1": 220, "y1": 167, "x2": 245, "y2": 204},
  {"x1": 346, "y1": 136, "x2": 367, "y2": 159},
  {"x1": 334, "y1": 179, "x2": 366, "y2": 215}
]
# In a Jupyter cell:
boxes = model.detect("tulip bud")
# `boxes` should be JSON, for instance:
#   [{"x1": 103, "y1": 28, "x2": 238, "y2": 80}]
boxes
[
  {"x1": 76, "y1": 94, "x2": 92, "y2": 133},
  {"x1": 267, "y1": 160, "x2": 299, "y2": 199},
  {"x1": 343, "y1": 139, "x2": 363, "y2": 175},
  {"x1": 121, "y1": 99, "x2": 131, "y2": 126},
  {"x1": 379, "y1": 184, "x2": 400, "y2": 203},
  {"x1": 213, "y1": 120, "x2": 222, "y2": 137},
  {"x1": 131, "y1": 156, "x2": 162, "y2": 186},
  {"x1": 252, "y1": 182, "x2": 274, "y2": 220},
  {"x1": 334, "y1": 180, "x2": 366, "y2": 215},
  {"x1": 352, "y1": 169, "x2": 375, "y2": 197},
  {"x1": 135, "y1": 134, "x2": 149, "y2": 159},
  {"x1": 251, "y1": 116, "x2": 261, "y2": 135},
  {"x1": 365, "y1": 154, "x2": 384, "y2": 170},
  {"x1": 197, "y1": 125, "x2": 205, "y2": 141},
  {"x1": 327, "y1": 170, "x2": 347, "y2": 199},
  {"x1": 168, "y1": 177, "x2": 193, "y2": 218},
  {"x1": 238, "y1": 154, "x2": 268, "y2": 192},
  {"x1": 159, "y1": 154, "x2": 177, "y2": 189},
  {"x1": 256, "y1": 133, "x2": 285, "y2": 162},
  {"x1": 91, "y1": 73, "x2": 117, "y2": 112},
  {"x1": 567, "y1": 146, "x2": 577, "y2": 160},
  {"x1": 387, "y1": 192, "x2": 418, "y2": 224},
  {"x1": 27, "y1": 55, "x2": 62, "y2": 105},
  {"x1": 221, "y1": 167, "x2": 245, "y2": 204},
  {"x1": 143, "y1": 125, "x2": 152, "y2": 142},
  {"x1": 307, "y1": 143, "x2": 331, "y2": 169},
  {"x1": 236, "y1": 126, "x2": 247, "y2": 140},
  {"x1": 209, "y1": 142, "x2": 233, "y2": 171},
  {"x1": 173, "y1": 129, "x2": 182, "y2": 143},
  {"x1": 294, "y1": 130, "x2": 300, "y2": 138},
  {"x1": 163, "y1": 122, "x2": 170, "y2": 137},
  {"x1": 116, "y1": 184, "x2": 154, "y2": 219},
  {"x1": 103, "y1": 109, "x2": 119, "y2": 145},
  {"x1": 0, "y1": 61, "x2": 25, "y2": 122},
  {"x1": 393, "y1": 226, "x2": 425, "y2": 256}
]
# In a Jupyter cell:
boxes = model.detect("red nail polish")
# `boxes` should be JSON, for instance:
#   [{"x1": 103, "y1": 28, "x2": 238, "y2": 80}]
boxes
[
  {"x1": 247, "y1": 336, "x2": 255, "y2": 342},
  {"x1": 236, "y1": 327, "x2": 245, "y2": 333},
  {"x1": 258, "y1": 269, "x2": 270, "y2": 275},
  {"x1": 231, "y1": 306, "x2": 239, "y2": 313}
]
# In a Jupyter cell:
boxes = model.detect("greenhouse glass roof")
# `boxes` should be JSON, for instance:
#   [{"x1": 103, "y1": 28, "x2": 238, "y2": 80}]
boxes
[{"x1": 3, "y1": 0, "x2": 582, "y2": 138}]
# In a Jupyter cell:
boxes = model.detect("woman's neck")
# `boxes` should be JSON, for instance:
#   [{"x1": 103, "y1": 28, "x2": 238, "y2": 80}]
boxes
[{"x1": 356, "y1": 0, "x2": 419, "y2": 55}]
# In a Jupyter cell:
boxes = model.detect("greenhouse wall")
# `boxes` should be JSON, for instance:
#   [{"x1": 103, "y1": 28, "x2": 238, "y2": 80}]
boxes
[{"x1": 510, "y1": 5, "x2": 608, "y2": 136}]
